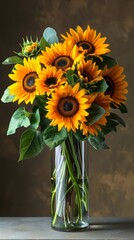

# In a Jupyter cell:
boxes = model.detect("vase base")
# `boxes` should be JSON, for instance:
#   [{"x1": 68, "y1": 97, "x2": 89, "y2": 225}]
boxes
[{"x1": 52, "y1": 221, "x2": 90, "y2": 232}]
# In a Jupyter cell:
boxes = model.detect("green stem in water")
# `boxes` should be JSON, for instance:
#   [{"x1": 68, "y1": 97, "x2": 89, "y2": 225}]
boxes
[
  {"x1": 68, "y1": 133, "x2": 81, "y2": 179},
  {"x1": 62, "y1": 140, "x2": 83, "y2": 221},
  {"x1": 51, "y1": 136, "x2": 88, "y2": 228}
]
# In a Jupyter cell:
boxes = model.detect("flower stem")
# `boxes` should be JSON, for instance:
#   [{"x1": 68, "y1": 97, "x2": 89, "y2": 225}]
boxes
[{"x1": 62, "y1": 139, "x2": 83, "y2": 221}]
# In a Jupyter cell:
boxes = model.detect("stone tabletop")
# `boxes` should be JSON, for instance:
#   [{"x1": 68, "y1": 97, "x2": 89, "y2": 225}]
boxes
[{"x1": 0, "y1": 217, "x2": 134, "y2": 240}]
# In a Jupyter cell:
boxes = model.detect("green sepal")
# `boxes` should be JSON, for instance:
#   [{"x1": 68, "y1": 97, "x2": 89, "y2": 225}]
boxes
[
  {"x1": 89, "y1": 79, "x2": 108, "y2": 93},
  {"x1": 88, "y1": 132, "x2": 109, "y2": 150},
  {"x1": 2, "y1": 56, "x2": 23, "y2": 65},
  {"x1": 1, "y1": 88, "x2": 15, "y2": 103},
  {"x1": 43, "y1": 126, "x2": 67, "y2": 149},
  {"x1": 86, "y1": 103, "x2": 105, "y2": 125},
  {"x1": 39, "y1": 37, "x2": 50, "y2": 50},
  {"x1": 19, "y1": 129, "x2": 44, "y2": 161},
  {"x1": 92, "y1": 55, "x2": 117, "y2": 69},
  {"x1": 7, "y1": 107, "x2": 31, "y2": 135}
]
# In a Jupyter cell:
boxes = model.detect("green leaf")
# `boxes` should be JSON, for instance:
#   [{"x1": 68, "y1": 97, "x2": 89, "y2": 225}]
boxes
[
  {"x1": 89, "y1": 79, "x2": 108, "y2": 93},
  {"x1": 65, "y1": 69, "x2": 74, "y2": 79},
  {"x1": 108, "y1": 112, "x2": 126, "y2": 127},
  {"x1": 43, "y1": 126, "x2": 67, "y2": 149},
  {"x1": 74, "y1": 130, "x2": 86, "y2": 141},
  {"x1": 35, "y1": 95, "x2": 47, "y2": 109},
  {"x1": 40, "y1": 117, "x2": 51, "y2": 131},
  {"x1": 117, "y1": 103, "x2": 128, "y2": 113},
  {"x1": 1, "y1": 88, "x2": 15, "y2": 103},
  {"x1": 2, "y1": 56, "x2": 23, "y2": 65},
  {"x1": 88, "y1": 132, "x2": 109, "y2": 150},
  {"x1": 19, "y1": 129, "x2": 44, "y2": 161},
  {"x1": 111, "y1": 103, "x2": 128, "y2": 113},
  {"x1": 30, "y1": 109, "x2": 40, "y2": 130},
  {"x1": 86, "y1": 103, "x2": 105, "y2": 125},
  {"x1": 65, "y1": 69, "x2": 77, "y2": 86},
  {"x1": 92, "y1": 55, "x2": 117, "y2": 69},
  {"x1": 101, "y1": 125, "x2": 116, "y2": 135},
  {"x1": 101, "y1": 111, "x2": 125, "y2": 135},
  {"x1": 7, "y1": 107, "x2": 31, "y2": 135},
  {"x1": 101, "y1": 119, "x2": 118, "y2": 135},
  {"x1": 39, "y1": 37, "x2": 50, "y2": 50}
]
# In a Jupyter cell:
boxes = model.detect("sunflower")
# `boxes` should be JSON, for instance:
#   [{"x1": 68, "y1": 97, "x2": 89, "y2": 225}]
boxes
[
  {"x1": 77, "y1": 59, "x2": 102, "y2": 83},
  {"x1": 81, "y1": 93, "x2": 111, "y2": 136},
  {"x1": 102, "y1": 65, "x2": 128, "y2": 106},
  {"x1": 46, "y1": 83, "x2": 94, "y2": 132},
  {"x1": 37, "y1": 41, "x2": 84, "y2": 71},
  {"x1": 36, "y1": 66, "x2": 65, "y2": 95},
  {"x1": 8, "y1": 58, "x2": 41, "y2": 104},
  {"x1": 61, "y1": 25, "x2": 110, "y2": 56}
]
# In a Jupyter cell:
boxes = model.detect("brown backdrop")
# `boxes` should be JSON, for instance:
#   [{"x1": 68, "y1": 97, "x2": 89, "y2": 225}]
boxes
[{"x1": 0, "y1": 0, "x2": 134, "y2": 217}]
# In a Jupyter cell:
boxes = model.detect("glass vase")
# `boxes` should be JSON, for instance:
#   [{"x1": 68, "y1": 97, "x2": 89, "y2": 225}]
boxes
[{"x1": 51, "y1": 134, "x2": 89, "y2": 231}]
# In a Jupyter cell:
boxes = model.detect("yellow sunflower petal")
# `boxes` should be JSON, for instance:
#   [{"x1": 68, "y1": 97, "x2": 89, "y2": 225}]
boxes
[
  {"x1": 8, "y1": 58, "x2": 41, "y2": 104},
  {"x1": 46, "y1": 83, "x2": 90, "y2": 132},
  {"x1": 102, "y1": 65, "x2": 128, "y2": 106},
  {"x1": 61, "y1": 25, "x2": 110, "y2": 56}
]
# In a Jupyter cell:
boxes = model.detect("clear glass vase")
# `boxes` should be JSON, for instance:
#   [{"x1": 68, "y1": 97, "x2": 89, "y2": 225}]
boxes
[{"x1": 51, "y1": 134, "x2": 89, "y2": 231}]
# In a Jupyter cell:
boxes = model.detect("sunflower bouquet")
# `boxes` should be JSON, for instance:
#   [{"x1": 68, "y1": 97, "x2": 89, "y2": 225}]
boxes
[{"x1": 1, "y1": 25, "x2": 128, "y2": 230}]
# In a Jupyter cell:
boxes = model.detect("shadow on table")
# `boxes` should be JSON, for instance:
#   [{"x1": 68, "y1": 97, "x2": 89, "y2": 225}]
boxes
[{"x1": 90, "y1": 222, "x2": 134, "y2": 231}]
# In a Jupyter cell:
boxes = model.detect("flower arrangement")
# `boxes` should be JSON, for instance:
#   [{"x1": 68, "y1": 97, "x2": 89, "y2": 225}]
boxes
[
  {"x1": 1, "y1": 25, "x2": 128, "y2": 230},
  {"x1": 2, "y1": 25, "x2": 128, "y2": 157}
]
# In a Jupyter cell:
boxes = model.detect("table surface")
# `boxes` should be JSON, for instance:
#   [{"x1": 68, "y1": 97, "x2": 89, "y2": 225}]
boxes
[{"x1": 0, "y1": 217, "x2": 134, "y2": 240}]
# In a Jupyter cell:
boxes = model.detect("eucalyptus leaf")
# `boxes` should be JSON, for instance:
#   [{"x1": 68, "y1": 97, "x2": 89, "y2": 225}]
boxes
[
  {"x1": 86, "y1": 103, "x2": 105, "y2": 125},
  {"x1": 7, "y1": 107, "x2": 31, "y2": 135},
  {"x1": 88, "y1": 132, "x2": 109, "y2": 150},
  {"x1": 1, "y1": 88, "x2": 15, "y2": 103},
  {"x1": 43, "y1": 126, "x2": 67, "y2": 149},
  {"x1": 43, "y1": 27, "x2": 59, "y2": 44},
  {"x1": 19, "y1": 129, "x2": 44, "y2": 161},
  {"x1": 2, "y1": 56, "x2": 23, "y2": 65}
]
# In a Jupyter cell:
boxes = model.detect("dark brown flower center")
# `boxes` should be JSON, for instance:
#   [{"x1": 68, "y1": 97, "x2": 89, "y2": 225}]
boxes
[
  {"x1": 77, "y1": 41, "x2": 95, "y2": 54},
  {"x1": 58, "y1": 96, "x2": 79, "y2": 117},
  {"x1": 53, "y1": 56, "x2": 73, "y2": 70},
  {"x1": 23, "y1": 72, "x2": 38, "y2": 93},
  {"x1": 45, "y1": 77, "x2": 57, "y2": 87},
  {"x1": 104, "y1": 75, "x2": 114, "y2": 97},
  {"x1": 82, "y1": 71, "x2": 93, "y2": 82}
]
